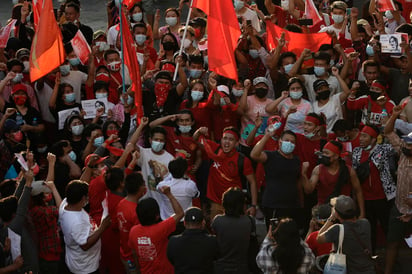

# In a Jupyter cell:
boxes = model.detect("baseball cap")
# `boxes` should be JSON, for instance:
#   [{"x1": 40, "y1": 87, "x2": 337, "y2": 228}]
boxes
[
  {"x1": 184, "y1": 207, "x2": 204, "y2": 223},
  {"x1": 11, "y1": 84, "x2": 27, "y2": 95},
  {"x1": 330, "y1": 195, "x2": 356, "y2": 217},
  {"x1": 84, "y1": 154, "x2": 108, "y2": 167},
  {"x1": 252, "y1": 77, "x2": 269, "y2": 87},
  {"x1": 16, "y1": 48, "x2": 30, "y2": 61},
  {"x1": 93, "y1": 30, "x2": 106, "y2": 40},
  {"x1": 3, "y1": 119, "x2": 19, "y2": 133},
  {"x1": 313, "y1": 79, "x2": 329, "y2": 91},
  {"x1": 402, "y1": 132, "x2": 412, "y2": 144},
  {"x1": 31, "y1": 180, "x2": 52, "y2": 196}
]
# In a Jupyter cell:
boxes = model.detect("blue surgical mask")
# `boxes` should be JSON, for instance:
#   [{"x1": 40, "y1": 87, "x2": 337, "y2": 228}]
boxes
[
  {"x1": 289, "y1": 91, "x2": 303, "y2": 99},
  {"x1": 120, "y1": 95, "x2": 134, "y2": 105},
  {"x1": 232, "y1": 88, "x2": 244, "y2": 97},
  {"x1": 332, "y1": 14, "x2": 344, "y2": 24},
  {"x1": 330, "y1": 59, "x2": 335, "y2": 66},
  {"x1": 69, "y1": 58, "x2": 81, "y2": 67},
  {"x1": 71, "y1": 124, "x2": 84, "y2": 136},
  {"x1": 95, "y1": 93, "x2": 108, "y2": 99},
  {"x1": 189, "y1": 69, "x2": 202, "y2": 79},
  {"x1": 280, "y1": 140, "x2": 295, "y2": 154},
  {"x1": 366, "y1": 45, "x2": 374, "y2": 56},
  {"x1": 132, "y1": 12, "x2": 143, "y2": 22},
  {"x1": 304, "y1": 132, "x2": 315, "y2": 139},
  {"x1": 94, "y1": 136, "x2": 104, "y2": 147},
  {"x1": 179, "y1": 125, "x2": 192, "y2": 133},
  {"x1": 68, "y1": 151, "x2": 77, "y2": 162},
  {"x1": 135, "y1": 34, "x2": 147, "y2": 45},
  {"x1": 234, "y1": 0, "x2": 245, "y2": 11},
  {"x1": 314, "y1": 66, "x2": 326, "y2": 76},
  {"x1": 385, "y1": 10, "x2": 394, "y2": 20},
  {"x1": 12, "y1": 73, "x2": 23, "y2": 83},
  {"x1": 151, "y1": 141, "x2": 164, "y2": 152},
  {"x1": 283, "y1": 63, "x2": 294, "y2": 74},
  {"x1": 64, "y1": 93, "x2": 76, "y2": 103},
  {"x1": 249, "y1": 49, "x2": 259, "y2": 59},
  {"x1": 191, "y1": 90, "x2": 204, "y2": 101},
  {"x1": 60, "y1": 64, "x2": 71, "y2": 76}
]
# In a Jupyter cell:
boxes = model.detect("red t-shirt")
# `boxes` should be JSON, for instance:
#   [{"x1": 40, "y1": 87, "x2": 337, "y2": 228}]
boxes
[
  {"x1": 163, "y1": 126, "x2": 198, "y2": 169},
  {"x1": 128, "y1": 217, "x2": 176, "y2": 274},
  {"x1": 306, "y1": 231, "x2": 332, "y2": 256},
  {"x1": 347, "y1": 95, "x2": 395, "y2": 125},
  {"x1": 295, "y1": 134, "x2": 322, "y2": 177},
  {"x1": 211, "y1": 108, "x2": 241, "y2": 141},
  {"x1": 205, "y1": 140, "x2": 254, "y2": 204},
  {"x1": 317, "y1": 164, "x2": 353, "y2": 204},
  {"x1": 136, "y1": 47, "x2": 158, "y2": 71},
  {"x1": 359, "y1": 151, "x2": 386, "y2": 200},
  {"x1": 108, "y1": 72, "x2": 123, "y2": 104},
  {"x1": 117, "y1": 198, "x2": 139, "y2": 260},
  {"x1": 89, "y1": 175, "x2": 107, "y2": 226},
  {"x1": 179, "y1": 100, "x2": 213, "y2": 132}
]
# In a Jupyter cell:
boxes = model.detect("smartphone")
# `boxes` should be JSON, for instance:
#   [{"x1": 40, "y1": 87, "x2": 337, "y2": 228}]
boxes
[
  {"x1": 346, "y1": 8, "x2": 351, "y2": 16},
  {"x1": 270, "y1": 218, "x2": 279, "y2": 231},
  {"x1": 298, "y1": 19, "x2": 313, "y2": 26},
  {"x1": 246, "y1": 20, "x2": 252, "y2": 26}
]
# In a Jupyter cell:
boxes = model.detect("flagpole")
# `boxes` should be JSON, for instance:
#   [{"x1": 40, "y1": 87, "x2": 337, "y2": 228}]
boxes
[
  {"x1": 173, "y1": 0, "x2": 194, "y2": 82},
  {"x1": 119, "y1": 1, "x2": 126, "y2": 94}
]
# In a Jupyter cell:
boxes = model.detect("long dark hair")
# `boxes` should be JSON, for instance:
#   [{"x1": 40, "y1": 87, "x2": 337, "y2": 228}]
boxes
[{"x1": 272, "y1": 218, "x2": 305, "y2": 274}]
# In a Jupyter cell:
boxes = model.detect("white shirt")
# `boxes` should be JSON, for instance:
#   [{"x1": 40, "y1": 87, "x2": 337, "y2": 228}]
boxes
[
  {"x1": 156, "y1": 175, "x2": 199, "y2": 220},
  {"x1": 107, "y1": 24, "x2": 119, "y2": 46},
  {"x1": 34, "y1": 81, "x2": 56, "y2": 123},
  {"x1": 312, "y1": 93, "x2": 343, "y2": 133},
  {"x1": 59, "y1": 199, "x2": 101, "y2": 274},
  {"x1": 319, "y1": 24, "x2": 351, "y2": 40},
  {"x1": 61, "y1": 70, "x2": 88, "y2": 103},
  {"x1": 236, "y1": 8, "x2": 261, "y2": 32},
  {"x1": 302, "y1": 74, "x2": 341, "y2": 103}
]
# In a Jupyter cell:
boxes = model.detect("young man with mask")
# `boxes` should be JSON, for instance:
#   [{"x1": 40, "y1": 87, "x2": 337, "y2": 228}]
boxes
[
  {"x1": 133, "y1": 23, "x2": 158, "y2": 71},
  {"x1": 234, "y1": 0, "x2": 261, "y2": 32},
  {"x1": 103, "y1": 49, "x2": 131, "y2": 104},
  {"x1": 352, "y1": 125, "x2": 397, "y2": 252},
  {"x1": 64, "y1": 2, "x2": 94, "y2": 44},
  {"x1": 58, "y1": 58, "x2": 90, "y2": 104},
  {"x1": 319, "y1": 1, "x2": 351, "y2": 40},
  {"x1": 302, "y1": 140, "x2": 365, "y2": 216}
]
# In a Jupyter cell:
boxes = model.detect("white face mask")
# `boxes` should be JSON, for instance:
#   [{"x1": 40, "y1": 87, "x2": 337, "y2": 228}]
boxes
[
  {"x1": 23, "y1": 61, "x2": 30, "y2": 73},
  {"x1": 165, "y1": 17, "x2": 178, "y2": 27},
  {"x1": 132, "y1": 12, "x2": 143, "y2": 22},
  {"x1": 182, "y1": 38, "x2": 192, "y2": 49},
  {"x1": 332, "y1": 14, "x2": 344, "y2": 24},
  {"x1": 385, "y1": 10, "x2": 394, "y2": 20},
  {"x1": 95, "y1": 41, "x2": 109, "y2": 52},
  {"x1": 95, "y1": 93, "x2": 108, "y2": 99}
]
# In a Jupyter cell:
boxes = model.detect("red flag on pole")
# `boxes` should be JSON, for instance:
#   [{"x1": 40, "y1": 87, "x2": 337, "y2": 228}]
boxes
[
  {"x1": 193, "y1": 0, "x2": 240, "y2": 81},
  {"x1": 376, "y1": 0, "x2": 397, "y2": 12},
  {"x1": 120, "y1": 11, "x2": 143, "y2": 117},
  {"x1": 0, "y1": 19, "x2": 17, "y2": 48},
  {"x1": 32, "y1": 0, "x2": 43, "y2": 30},
  {"x1": 71, "y1": 30, "x2": 91, "y2": 65},
  {"x1": 266, "y1": 19, "x2": 331, "y2": 56},
  {"x1": 305, "y1": 0, "x2": 323, "y2": 26},
  {"x1": 29, "y1": 0, "x2": 65, "y2": 82}
]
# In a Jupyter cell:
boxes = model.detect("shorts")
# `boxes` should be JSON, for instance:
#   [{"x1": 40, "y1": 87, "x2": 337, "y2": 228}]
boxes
[
  {"x1": 142, "y1": 0, "x2": 155, "y2": 15},
  {"x1": 387, "y1": 204, "x2": 412, "y2": 242}
]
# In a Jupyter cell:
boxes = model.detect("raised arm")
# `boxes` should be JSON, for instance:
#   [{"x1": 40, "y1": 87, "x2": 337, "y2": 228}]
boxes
[
  {"x1": 159, "y1": 186, "x2": 184, "y2": 223},
  {"x1": 301, "y1": 162, "x2": 319, "y2": 194},
  {"x1": 250, "y1": 132, "x2": 270, "y2": 163}
]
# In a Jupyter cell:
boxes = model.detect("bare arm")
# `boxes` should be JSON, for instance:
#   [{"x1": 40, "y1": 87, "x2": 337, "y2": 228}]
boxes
[
  {"x1": 80, "y1": 216, "x2": 111, "y2": 251},
  {"x1": 301, "y1": 163, "x2": 319, "y2": 194},
  {"x1": 176, "y1": 56, "x2": 188, "y2": 96},
  {"x1": 49, "y1": 72, "x2": 61, "y2": 110},
  {"x1": 350, "y1": 167, "x2": 365, "y2": 218},
  {"x1": 250, "y1": 133, "x2": 270, "y2": 163},
  {"x1": 265, "y1": 91, "x2": 288, "y2": 114}
]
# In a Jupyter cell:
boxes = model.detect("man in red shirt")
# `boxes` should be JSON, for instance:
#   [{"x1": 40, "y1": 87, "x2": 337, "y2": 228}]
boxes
[
  {"x1": 128, "y1": 186, "x2": 184, "y2": 274},
  {"x1": 194, "y1": 126, "x2": 257, "y2": 220}
]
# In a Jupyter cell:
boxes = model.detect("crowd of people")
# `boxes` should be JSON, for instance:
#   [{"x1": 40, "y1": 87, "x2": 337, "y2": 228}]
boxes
[{"x1": 0, "y1": 0, "x2": 412, "y2": 273}]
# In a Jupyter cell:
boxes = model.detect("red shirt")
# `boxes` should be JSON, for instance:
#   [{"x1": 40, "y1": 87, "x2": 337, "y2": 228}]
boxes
[
  {"x1": 117, "y1": 198, "x2": 139, "y2": 260},
  {"x1": 211, "y1": 107, "x2": 241, "y2": 141},
  {"x1": 179, "y1": 100, "x2": 213, "y2": 133},
  {"x1": 128, "y1": 217, "x2": 176, "y2": 274},
  {"x1": 108, "y1": 72, "x2": 123, "y2": 104},
  {"x1": 163, "y1": 126, "x2": 198, "y2": 169},
  {"x1": 347, "y1": 95, "x2": 395, "y2": 125},
  {"x1": 89, "y1": 175, "x2": 107, "y2": 226},
  {"x1": 295, "y1": 134, "x2": 322, "y2": 177},
  {"x1": 136, "y1": 47, "x2": 158, "y2": 71},
  {"x1": 253, "y1": 135, "x2": 279, "y2": 189},
  {"x1": 317, "y1": 164, "x2": 353, "y2": 204},
  {"x1": 306, "y1": 231, "x2": 332, "y2": 256},
  {"x1": 360, "y1": 150, "x2": 386, "y2": 200},
  {"x1": 272, "y1": 6, "x2": 300, "y2": 28}
]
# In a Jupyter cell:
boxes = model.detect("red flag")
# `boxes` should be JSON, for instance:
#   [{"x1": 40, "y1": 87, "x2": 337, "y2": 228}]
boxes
[
  {"x1": 0, "y1": 19, "x2": 17, "y2": 48},
  {"x1": 376, "y1": 0, "x2": 396, "y2": 12},
  {"x1": 32, "y1": 0, "x2": 43, "y2": 29},
  {"x1": 305, "y1": 0, "x2": 323, "y2": 26},
  {"x1": 193, "y1": 0, "x2": 240, "y2": 80},
  {"x1": 266, "y1": 19, "x2": 331, "y2": 57},
  {"x1": 123, "y1": 0, "x2": 140, "y2": 9},
  {"x1": 29, "y1": 0, "x2": 65, "y2": 82},
  {"x1": 71, "y1": 30, "x2": 91, "y2": 65},
  {"x1": 120, "y1": 11, "x2": 143, "y2": 117}
]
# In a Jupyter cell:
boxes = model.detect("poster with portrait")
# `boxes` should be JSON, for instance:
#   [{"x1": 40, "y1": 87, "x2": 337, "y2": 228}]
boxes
[
  {"x1": 81, "y1": 98, "x2": 108, "y2": 119},
  {"x1": 57, "y1": 107, "x2": 80, "y2": 130},
  {"x1": 380, "y1": 34, "x2": 402, "y2": 54}
]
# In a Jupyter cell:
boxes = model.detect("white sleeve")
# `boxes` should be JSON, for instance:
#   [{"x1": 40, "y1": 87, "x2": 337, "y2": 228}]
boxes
[
  {"x1": 71, "y1": 218, "x2": 91, "y2": 246},
  {"x1": 395, "y1": 119, "x2": 412, "y2": 135},
  {"x1": 186, "y1": 181, "x2": 200, "y2": 198}
]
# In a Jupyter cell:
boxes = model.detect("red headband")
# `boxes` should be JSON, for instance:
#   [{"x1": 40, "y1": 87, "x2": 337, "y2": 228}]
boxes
[
  {"x1": 323, "y1": 142, "x2": 341, "y2": 155},
  {"x1": 371, "y1": 82, "x2": 385, "y2": 91},
  {"x1": 162, "y1": 63, "x2": 175, "y2": 73},
  {"x1": 223, "y1": 129, "x2": 240, "y2": 141},
  {"x1": 305, "y1": 116, "x2": 320, "y2": 126},
  {"x1": 361, "y1": 126, "x2": 378, "y2": 138}
]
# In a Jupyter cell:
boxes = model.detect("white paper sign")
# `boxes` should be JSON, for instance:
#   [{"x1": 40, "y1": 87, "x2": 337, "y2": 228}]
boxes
[
  {"x1": 57, "y1": 107, "x2": 80, "y2": 130},
  {"x1": 81, "y1": 98, "x2": 108, "y2": 120},
  {"x1": 380, "y1": 34, "x2": 402, "y2": 54},
  {"x1": 8, "y1": 228, "x2": 21, "y2": 261},
  {"x1": 14, "y1": 153, "x2": 28, "y2": 171},
  {"x1": 405, "y1": 235, "x2": 412, "y2": 248}
]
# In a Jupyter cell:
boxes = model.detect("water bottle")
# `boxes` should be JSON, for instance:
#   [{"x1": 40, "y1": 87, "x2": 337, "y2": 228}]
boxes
[
  {"x1": 16, "y1": 112, "x2": 24, "y2": 126},
  {"x1": 127, "y1": 260, "x2": 136, "y2": 271},
  {"x1": 381, "y1": 109, "x2": 388, "y2": 118}
]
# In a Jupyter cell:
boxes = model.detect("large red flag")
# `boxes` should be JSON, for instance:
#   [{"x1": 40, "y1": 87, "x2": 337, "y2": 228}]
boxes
[
  {"x1": 193, "y1": 0, "x2": 240, "y2": 81},
  {"x1": 32, "y1": 0, "x2": 43, "y2": 30},
  {"x1": 29, "y1": 0, "x2": 65, "y2": 82},
  {"x1": 376, "y1": 0, "x2": 396, "y2": 12},
  {"x1": 120, "y1": 11, "x2": 143, "y2": 117},
  {"x1": 0, "y1": 19, "x2": 17, "y2": 48},
  {"x1": 266, "y1": 19, "x2": 331, "y2": 57},
  {"x1": 305, "y1": 0, "x2": 323, "y2": 26},
  {"x1": 71, "y1": 30, "x2": 91, "y2": 65}
]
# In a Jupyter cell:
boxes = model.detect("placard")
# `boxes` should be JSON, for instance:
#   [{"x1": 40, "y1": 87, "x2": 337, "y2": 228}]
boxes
[
  {"x1": 57, "y1": 107, "x2": 80, "y2": 130},
  {"x1": 380, "y1": 34, "x2": 402, "y2": 54},
  {"x1": 81, "y1": 98, "x2": 108, "y2": 119}
]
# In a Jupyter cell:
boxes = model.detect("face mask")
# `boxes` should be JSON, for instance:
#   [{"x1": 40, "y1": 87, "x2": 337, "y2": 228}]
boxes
[
  {"x1": 319, "y1": 155, "x2": 331, "y2": 166},
  {"x1": 94, "y1": 136, "x2": 104, "y2": 147},
  {"x1": 69, "y1": 150, "x2": 77, "y2": 162},
  {"x1": 304, "y1": 132, "x2": 315, "y2": 139},
  {"x1": 13, "y1": 131, "x2": 23, "y2": 142},
  {"x1": 12, "y1": 73, "x2": 23, "y2": 83},
  {"x1": 203, "y1": 56, "x2": 208, "y2": 66},
  {"x1": 23, "y1": 61, "x2": 30, "y2": 73},
  {"x1": 108, "y1": 61, "x2": 121, "y2": 72},
  {"x1": 162, "y1": 41, "x2": 175, "y2": 51},
  {"x1": 220, "y1": 97, "x2": 227, "y2": 106},
  {"x1": 120, "y1": 95, "x2": 134, "y2": 105},
  {"x1": 314, "y1": 66, "x2": 326, "y2": 76},
  {"x1": 402, "y1": 147, "x2": 412, "y2": 157},
  {"x1": 232, "y1": 88, "x2": 244, "y2": 97},
  {"x1": 95, "y1": 92, "x2": 108, "y2": 99},
  {"x1": 64, "y1": 93, "x2": 76, "y2": 103},
  {"x1": 234, "y1": 0, "x2": 245, "y2": 11},
  {"x1": 249, "y1": 49, "x2": 259, "y2": 59},
  {"x1": 366, "y1": 45, "x2": 374, "y2": 56},
  {"x1": 281, "y1": 0, "x2": 289, "y2": 10},
  {"x1": 289, "y1": 91, "x2": 303, "y2": 100},
  {"x1": 337, "y1": 136, "x2": 348, "y2": 142},
  {"x1": 60, "y1": 64, "x2": 71, "y2": 76},
  {"x1": 132, "y1": 12, "x2": 143, "y2": 22},
  {"x1": 95, "y1": 41, "x2": 109, "y2": 52},
  {"x1": 182, "y1": 38, "x2": 192, "y2": 49},
  {"x1": 165, "y1": 17, "x2": 178, "y2": 27},
  {"x1": 189, "y1": 69, "x2": 202, "y2": 79},
  {"x1": 332, "y1": 14, "x2": 344, "y2": 24},
  {"x1": 316, "y1": 90, "x2": 331, "y2": 101},
  {"x1": 191, "y1": 90, "x2": 204, "y2": 101},
  {"x1": 179, "y1": 125, "x2": 192, "y2": 133},
  {"x1": 135, "y1": 34, "x2": 147, "y2": 45},
  {"x1": 151, "y1": 140, "x2": 164, "y2": 152},
  {"x1": 13, "y1": 95, "x2": 27, "y2": 105},
  {"x1": 268, "y1": 122, "x2": 282, "y2": 132},
  {"x1": 71, "y1": 124, "x2": 84, "y2": 136},
  {"x1": 69, "y1": 58, "x2": 81, "y2": 67},
  {"x1": 385, "y1": 10, "x2": 394, "y2": 20},
  {"x1": 280, "y1": 140, "x2": 295, "y2": 154},
  {"x1": 283, "y1": 63, "x2": 294, "y2": 74},
  {"x1": 255, "y1": 88, "x2": 268, "y2": 98},
  {"x1": 106, "y1": 129, "x2": 119, "y2": 136}
]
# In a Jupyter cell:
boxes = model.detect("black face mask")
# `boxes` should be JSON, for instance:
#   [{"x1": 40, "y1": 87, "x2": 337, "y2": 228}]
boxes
[
  {"x1": 369, "y1": 91, "x2": 381, "y2": 101},
  {"x1": 402, "y1": 147, "x2": 412, "y2": 157},
  {"x1": 162, "y1": 41, "x2": 175, "y2": 51},
  {"x1": 316, "y1": 90, "x2": 331, "y2": 101},
  {"x1": 255, "y1": 88, "x2": 268, "y2": 98},
  {"x1": 319, "y1": 155, "x2": 332, "y2": 166}
]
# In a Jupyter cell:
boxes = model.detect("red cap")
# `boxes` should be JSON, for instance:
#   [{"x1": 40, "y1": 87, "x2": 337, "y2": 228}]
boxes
[
  {"x1": 11, "y1": 84, "x2": 27, "y2": 95},
  {"x1": 84, "y1": 154, "x2": 108, "y2": 167}
]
